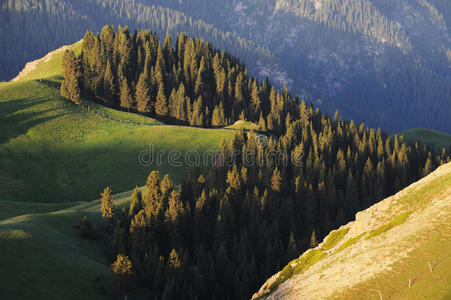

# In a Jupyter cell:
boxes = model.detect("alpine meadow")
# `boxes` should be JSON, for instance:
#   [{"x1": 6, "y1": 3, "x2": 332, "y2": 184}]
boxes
[{"x1": 1, "y1": 1, "x2": 451, "y2": 300}]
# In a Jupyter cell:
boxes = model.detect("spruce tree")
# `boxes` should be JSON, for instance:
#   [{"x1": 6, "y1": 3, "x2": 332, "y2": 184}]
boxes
[
  {"x1": 423, "y1": 155, "x2": 433, "y2": 176},
  {"x1": 190, "y1": 96, "x2": 204, "y2": 127},
  {"x1": 211, "y1": 102, "x2": 226, "y2": 127},
  {"x1": 60, "y1": 50, "x2": 82, "y2": 104},
  {"x1": 119, "y1": 78, "x2": 133, "y2": 110},
  {"x1": 129, "y1": 186, "x2": 142, "y2": 216},
  {"x1": 346, "y1": 170, "x2": 359, "y2": 217},
  {"x1": 286, "y1": 232, "x2": 298, "y2": 261},
  {"x1": 135, "y1": 72, "x2": 150, "y2": 112},
  {"x1": 310, "y1": 230, "x2": 318, "y2": 248},
  {"x1": 100, "y1": 187, "x2": 115, "y2": 219},
  {"x1": 226, "y1": 165, "x2": 241, "y2": 190},
  {"x1": 103, "y1": 60, "x2": 117, "y2": 104},
  {"x1": 111, "y1": 254, "x2": 133, "y2": 300},
  {"x1": 175, "y1": 83, "x2": 188, "y2": 122},
  {"x1": 155, "y1": 85, "x2": 169, "y2": 117},
  {"x1": 271, "y1": 167, "x2": 282, "y2": 191}
]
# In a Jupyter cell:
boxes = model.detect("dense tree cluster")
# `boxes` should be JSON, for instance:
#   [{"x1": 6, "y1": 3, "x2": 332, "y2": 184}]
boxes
[
  {"x1": 63, "y1": 26, "x2": 299, "y2": 131},
  {"x1": 4, "y1": 0, "x2": 451, "y2": 132},
  {"x1": 105, "y1": 105, "x2": 450, "y2": 299}
]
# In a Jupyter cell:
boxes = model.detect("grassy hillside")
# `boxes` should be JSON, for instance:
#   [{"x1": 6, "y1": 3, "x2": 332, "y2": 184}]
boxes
[
  {"x1": 254, "y1": 162, "x2": 451, "y2": 300},
  {"x1": 0, "y1": 189, "x2": 146, "y2": 300},
  {"x1": 396, "y1": 128, "x2": 451, "y2": 151},
  {"x1": 0, "y1": 40, "x2": 245, "y2": 298},
  {"x1": 0, "y1": 43, "x2": 236, "y2": 203}
]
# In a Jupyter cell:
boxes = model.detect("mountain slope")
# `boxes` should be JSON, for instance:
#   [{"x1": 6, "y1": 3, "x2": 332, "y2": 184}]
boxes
[
  {"x1": 0, "y1": 0, "x2": 279, "y2": 83},
  {"x1": 397, "y1": 127, "x2": 451, "y2": 150},
  {"x1": 2, "y1": 0, "x2": 451, "y2": 132},
  {"x1": 0, "y1": 188, "x2": 145, "y2": 300},
  {"x1": 145, "y1": 0, "x2": 451, "y2": 132},
  {"x1": 254, "y1": 161, "x2": 451, "y2": 299},
  {"x1": 0, "y1": 42, "x2": 236, "y2": 203}
]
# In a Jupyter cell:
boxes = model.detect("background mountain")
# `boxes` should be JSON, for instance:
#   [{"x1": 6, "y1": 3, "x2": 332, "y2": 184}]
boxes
[
  {"x1": 0, "y1": 0, "x2": 280, "y2": 88},
  {"x1": 146, "y1": 0, "x2": 451, "y2": 132},
  {"x1": 2, "y1": 0, "x2": 451, "y2": 133},
  {"x1": 254, "y1": 161, "x2": 451, "y2": 299},
  {"x1": 3, "y1": 38, "x2": 448, "y2": 299}
]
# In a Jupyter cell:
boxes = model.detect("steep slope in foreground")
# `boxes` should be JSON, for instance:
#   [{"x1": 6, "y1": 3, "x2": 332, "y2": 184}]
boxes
[{"x1": 254, "y1": 162, "x2": 451, "y2": 300}]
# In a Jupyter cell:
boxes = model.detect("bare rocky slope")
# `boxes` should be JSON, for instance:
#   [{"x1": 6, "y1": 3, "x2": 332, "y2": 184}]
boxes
[{"x1": 253, "y1": 162, "x2": 451, "y2": 299}]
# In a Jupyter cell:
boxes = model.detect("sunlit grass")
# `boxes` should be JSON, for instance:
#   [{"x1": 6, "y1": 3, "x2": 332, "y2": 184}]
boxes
[
  {"x1": 0, "y1": 45, "x2": 236, "y2": 203},
  {"x1": 321, "y1": 228, "x2": 350, "y2": 250}
]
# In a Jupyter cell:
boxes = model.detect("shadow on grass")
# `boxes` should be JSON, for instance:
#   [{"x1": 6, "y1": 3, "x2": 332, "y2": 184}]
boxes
[{"x1": 0, "y1": 97, "x2": 68, "y2": 144}]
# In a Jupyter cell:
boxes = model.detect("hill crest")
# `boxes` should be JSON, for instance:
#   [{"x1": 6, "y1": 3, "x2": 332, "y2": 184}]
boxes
[{"x1": 11, "y1": 44, "x2": 73, "y2": 82}]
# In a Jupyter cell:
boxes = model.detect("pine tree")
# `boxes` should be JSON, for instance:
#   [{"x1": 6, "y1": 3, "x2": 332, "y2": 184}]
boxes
[
  {"x1": 168, "y1": 89, "x2": 178, "y2": 118},
  {"x1": 175, "y1": 83, "x2": 188, "y2": 122},
  {"x1": 112, "y1": 254, "x2": 133, "y2": 300},
  {"x1": 129, "y1": 186, "x2": 142, "y2": 216},
  {"x1": 286, "y1": 232, "x2": 298, "y2": 261},
  {"x1": 226, "y1": 165, "x2": 241, "y2": 190},
  {"x1": 168, "y1": 249, "x2": 182, "y2": 270},
  {"x1": 258, "y1": 112, "x2": 266, "y2": 131},
  {"x1": 195, "y1": 57, "x2": 208, "y2": 99},
  {"x1": 190, "y1": 96, "x2": 204, "y2": 127},
  {"x1": 119, "y1": 78, "x2": 133, "y2": 110},
  {"x1": 100, "y1": 187, "x2": 115, "y2": 219},
  {"x1": 103, "y1": 59, "x2": 117, "y2": 103},
  {"x1": 346, "y1": 170, "x2": 359, "y2": 217},
  {"x1": 135, "y1": 72, "x2": 150, "y2": 112},
  {"x1": 155, "y1": 85, "x2": 169, "y2": 117},
  {"x1": 271, "y1": 167, "x2": 282, "y2": 191},
  {"x1": 423, "y1": 155, "x2": 433, "y2": 176},
  {"x1": 211, "y1": 102, "x2": 226, "y2": 127},
  {"x1": 309, "y1": 230, "x2": 318, "y2": 248},
  {"x1": 60, "y1": 50, "x2": 82, "y2": 104},
  {"x1": 142, "y1": 170, "x2": 162, "y2": 216}
]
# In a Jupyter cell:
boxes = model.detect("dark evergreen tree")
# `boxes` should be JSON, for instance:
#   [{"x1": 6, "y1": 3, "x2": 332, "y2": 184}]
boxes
[{"x1": 61, "y1": 51, "x2": 82, "y2": 104}]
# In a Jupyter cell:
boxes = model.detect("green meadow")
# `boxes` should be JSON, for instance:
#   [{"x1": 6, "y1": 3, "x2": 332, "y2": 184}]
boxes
[
  {"x1": 0, "y1": 42, "x2": 238, "y2": 299},
  {"x1": 396, "y1": 127, "x2": 451, "y2": 151},
  {"x1": 0, "y1": 42, "x2": 236, "y2": 204}
]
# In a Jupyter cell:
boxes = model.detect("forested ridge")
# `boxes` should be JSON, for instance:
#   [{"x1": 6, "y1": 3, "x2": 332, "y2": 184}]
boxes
[
  {"x1": 65, "y1": 27, "x2": 451, "y2": 299},
  {"x1": 3, "y1": 0, "x2": 451, "y2": 132},
  {"x1": 62, "y1": 26, "x2": 296, "y2": 132},
  {"x1": 102, "y1": 109, "x2": 450, "y2": 299}
]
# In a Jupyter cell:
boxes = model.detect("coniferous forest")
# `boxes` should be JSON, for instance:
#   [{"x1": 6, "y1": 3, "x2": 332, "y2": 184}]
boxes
[
  {"x1": 3, "y1": 0, "x2": 451, "y2": 132},
  {"x1": 2, "y1": 1, "x2": 451, "y2": 299},
  {"x1": 63, "y1": 26, "x2": 298, "y2": 131},
  {"x1": 71, "y1": 25, "x2": 451, "y2": 300},
  {"x1": 104, "y1": 114, "x2": 449, "y2": 299}
]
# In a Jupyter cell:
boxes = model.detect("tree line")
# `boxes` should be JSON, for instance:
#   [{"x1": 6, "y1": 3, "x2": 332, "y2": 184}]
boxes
[
  {"x1": 62, "y1": 25, "x2": 299, "y2": 133},
  {"x1": 98, "y1": 106, "x2": 450, "y2": 299}
]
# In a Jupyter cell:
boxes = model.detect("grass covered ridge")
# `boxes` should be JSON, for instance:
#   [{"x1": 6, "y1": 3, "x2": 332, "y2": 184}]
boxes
[
  {"x1": 0, "y1": 42, "x2": 237, "y2": 203},
  {"x1": 396, "y1": 127, "x2": 451, "y2": 150}
]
